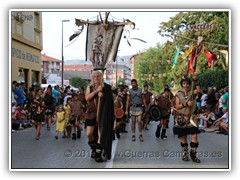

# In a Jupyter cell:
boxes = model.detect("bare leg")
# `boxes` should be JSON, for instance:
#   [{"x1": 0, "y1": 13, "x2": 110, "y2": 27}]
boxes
[
  {"x1": 131, "y1": 116, "x2": 136, "y2": 135},
  {"x1": 137, "y1": 115, "x2": 143, "y2": 134}
]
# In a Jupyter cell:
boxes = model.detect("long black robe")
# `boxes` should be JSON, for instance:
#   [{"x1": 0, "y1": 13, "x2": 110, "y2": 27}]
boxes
[{"x1": 98, "y1": 83, "x2": 114, "y2": 160}]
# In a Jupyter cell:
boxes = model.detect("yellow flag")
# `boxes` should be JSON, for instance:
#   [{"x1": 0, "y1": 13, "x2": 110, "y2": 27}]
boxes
[
  {"x1": 219, "y1": 50, "x2": 228, "y2": 66},
  {"x1": 181, "y1": 45, "x2": 193, "y2": 59}
]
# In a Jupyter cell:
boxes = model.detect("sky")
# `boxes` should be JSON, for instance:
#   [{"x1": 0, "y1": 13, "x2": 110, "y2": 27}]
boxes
[{"x1": 42, "y1": 11, "x2": 179, "y2": 61}]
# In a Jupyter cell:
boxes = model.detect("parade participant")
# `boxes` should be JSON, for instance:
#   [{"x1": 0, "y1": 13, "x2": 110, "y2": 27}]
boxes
[
  {"x1": 44, "y1": 85, "x2": 55, "y2": 131},
  {"x1": 173, "y1": 74, "x2": 201, "y2": 163},
  {"x1": 85, "y1": 70, "x2": 114, "y2": 163},
  {"x1": 163, "y1": 84, "x2": 174, "y2": 128},
  {"x1": 113, "y1": 91, "x2": 124, "y2": 139},
  {"x1": 78, "y1": 86, "x2": 87, "y2": 124},
  {"x1": 142, "y1": 84, "x2": 153, "y2": 130},
  {"x1": 31, "y1": 89, "x2": 45, "y2": 140},
  {"x1": 125, "y1": 79, "x2": 147, "y2": 142},
  {"x1": 70, "y1": 93, "x2": 83, "y2": 140},
  {"x1": 54, "y1": 105, "x2": 65, "y2": 139},
  {"x1": 120, "y1": 85, "x2": 129, "y2": 132},
  {"x1": 155, "y1": 88, "x2": 171, "y2": 140},
  {"x1": 64, "y1": 97, "x2": 72, "y2": 138}
]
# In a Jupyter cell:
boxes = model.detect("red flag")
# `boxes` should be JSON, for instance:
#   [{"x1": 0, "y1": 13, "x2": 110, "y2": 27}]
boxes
[
  {"x1": 204, "y1": 50, "x2": 212, "y2": 67},
  {"x1": 186, "y1": 47, "x2": 197, "y2": 76}
]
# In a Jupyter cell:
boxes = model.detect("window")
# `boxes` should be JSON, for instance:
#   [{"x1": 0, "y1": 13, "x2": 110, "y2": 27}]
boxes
[{"x1": 34, "y1": 12, "x2": 41, "y2": 33}]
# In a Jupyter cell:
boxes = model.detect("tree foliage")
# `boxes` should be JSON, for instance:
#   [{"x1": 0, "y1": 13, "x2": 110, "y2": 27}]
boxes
[
  {"x1": 69, "y1": 77, "x2": 88, "y2": 90},
  {"x1": 134, "y1": 11, "x2": 229, "y2": 93}
]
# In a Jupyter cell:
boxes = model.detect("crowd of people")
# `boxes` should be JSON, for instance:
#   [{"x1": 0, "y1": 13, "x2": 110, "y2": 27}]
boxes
[{"x1": 11, "y1": 71, "x2": 229, "y2": 164}]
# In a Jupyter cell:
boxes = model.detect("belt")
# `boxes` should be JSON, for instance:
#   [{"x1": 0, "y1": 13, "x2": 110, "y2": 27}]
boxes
[
  {"x1": 131, "y1": 104, "x2": 142, "y2": 108},
  {"x1": 176, "y1": 112, "x2": 191, "y2": 118}
]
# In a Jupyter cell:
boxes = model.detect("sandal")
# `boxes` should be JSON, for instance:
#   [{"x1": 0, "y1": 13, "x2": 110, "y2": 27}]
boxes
[
  {"x1": 139, "y1": 135, "x2": 144, "y2": 142},
  {"x1": 132, "y1": 135, "x2": 136, "y2": 141}
]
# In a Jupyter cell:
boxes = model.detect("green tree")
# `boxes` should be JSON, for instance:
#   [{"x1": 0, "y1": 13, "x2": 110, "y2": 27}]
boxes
[
  {"x1": 117, "y1": 77, "x2": 125, "y2": 86},
  {"x1": 134, "y1": 11, "x2": 229, "y2": 94},
  {"x1": 69, "y1": 77, "x2": 88, "y2": 90}
]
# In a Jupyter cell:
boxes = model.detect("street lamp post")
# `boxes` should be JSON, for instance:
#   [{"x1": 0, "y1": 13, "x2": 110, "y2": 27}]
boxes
[
  {"x1": 115, "y1": 58, "x2": 117, "y2": 87},
  {"x1": 61, "y1": 19, "x2": 70, "y2": 88}
]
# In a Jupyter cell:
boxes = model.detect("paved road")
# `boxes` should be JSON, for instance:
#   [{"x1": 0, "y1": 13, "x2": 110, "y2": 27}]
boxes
[{"x1": 11, "y1": 115, "x2": 229, "y2": 169}]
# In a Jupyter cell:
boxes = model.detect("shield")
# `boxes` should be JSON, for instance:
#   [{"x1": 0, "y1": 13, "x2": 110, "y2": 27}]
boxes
[
  {"x1": 115, "y1": 108, "x2": 124, "y2": 119},
  {"x1": 149, "y1": 105, "x2": 162, "y2": 121}
]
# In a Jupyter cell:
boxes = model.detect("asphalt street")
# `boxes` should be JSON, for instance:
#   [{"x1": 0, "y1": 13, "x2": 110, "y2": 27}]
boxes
[{"x1": 11, "y1": 115, "x2": 229, "y2": 169}]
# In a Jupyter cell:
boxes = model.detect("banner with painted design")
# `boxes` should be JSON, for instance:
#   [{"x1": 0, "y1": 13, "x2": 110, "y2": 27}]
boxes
[{"x1": 86, "y1": 23, "x2": 124, "y2": 70}]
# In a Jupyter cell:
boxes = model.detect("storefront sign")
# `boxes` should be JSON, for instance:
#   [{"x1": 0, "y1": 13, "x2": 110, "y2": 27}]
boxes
[{"x1": 12, "y1": 47, "x2": 40, "y2": 64}]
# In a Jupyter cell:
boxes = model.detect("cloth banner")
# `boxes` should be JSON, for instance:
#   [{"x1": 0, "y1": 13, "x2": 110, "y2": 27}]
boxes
[
  {"x1": 219, "y1": 50, "x2": 228, "y2": 66},
  {"x1": 181, "y1": 45, "x2": 194, "y2": 59},
  {"x1": 186, "y1": 46, "x2": 197, "y2": 77},
  {"x1": 86, "y1": 23, "x2": 124, "y2": 70},
  {"x1": 203, "y1": 50, "x2": 217, "y2": 67},
  {"x1": 172, "y1": 47, "x2": 180, "y2": 69}
]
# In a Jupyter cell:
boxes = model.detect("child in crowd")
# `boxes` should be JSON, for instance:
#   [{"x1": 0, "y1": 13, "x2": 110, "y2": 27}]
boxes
[
  {"x1": 55, "y1": 105, "x2": 66, "y2": 139},
  {"x1": 64, "y1": 97, "x2": 72, "y2": 138}
]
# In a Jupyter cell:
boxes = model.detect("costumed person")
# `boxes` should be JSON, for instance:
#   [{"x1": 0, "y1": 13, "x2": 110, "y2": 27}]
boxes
[
  {"x1": 162, "y1": 84, "x2": 174, "y2": 128},
  {"x1": 125, "y1": 79, "x2": 147, "y2": 142},
  {"x1": 85, "y1": 70, "x2": 114, "y2": 163},
  {"x1": 142, "y1": 84, "x2": 153, "y2": 130},
  {"x1": 173, "y1": 74, "x2": 201, "y2": 163},
  {"x1": 44, "y1": 85, "x2": 55, "y2": 131},
  {"x1": 70, "y1": 93, "x2": 83, "y2": 140},
  {"x1": 31, "y1": 88, "x2": 45, "y2": 140},
  {"x1": 78, "y1": 86, "x2": 87, "y2": 125},
  {"x1": 113, "y1": 90, "x2": 124, "y2": 139},
  {"x1": 120, "y1": 85, "x2": 129, "y2": 132},
  {"x1": 154, "y1": 88, "x2": 171, "y2": 140}
]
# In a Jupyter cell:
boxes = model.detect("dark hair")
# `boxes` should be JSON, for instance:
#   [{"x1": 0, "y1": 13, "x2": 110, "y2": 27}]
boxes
[
  {"x1": 29, "y1": 87, "x2": 34, "y2": 92},
  {"x1": 72, "y1": 93, "x2": 78, "y2": 98},
  {"x1": 180, "y1": 76, "x2": 191, "y2": 87},
  {"x1": 12, "y1": 81, "x2": 17, "y2": 84},
  {"x1": 112, "y1": 89, "x2": 118, "y2": 95},
  {"x1": 123, "y1": 85, "x2": 128, "y2": 89},
  {"x1": 164, "y1": 84, "x2": 169, "y2": 88},
  {"x1": 66, "y1": 97, "x2": 72, "y2": 102},
  {"x1": 47, "y1": 85, "x2": 52, "y2": 89},
  {"x1": 144, "y1": 84, "x2": 148, "y2": 88},
  {"x1": 131, "y1": 79, "x2": 137, "y2": 83},
  {"x1": 164, "y1": 88, "x2": 170, "y2": 92}
]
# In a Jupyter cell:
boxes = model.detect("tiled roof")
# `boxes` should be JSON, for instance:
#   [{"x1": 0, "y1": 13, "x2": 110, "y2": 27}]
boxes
[{"x1": 41, "y1": 54, "x2": 61, "y2": 63}]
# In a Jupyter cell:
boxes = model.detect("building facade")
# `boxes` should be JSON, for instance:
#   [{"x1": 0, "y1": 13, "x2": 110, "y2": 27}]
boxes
[
  {"x1": 105, "y1": 62, "x2": 131, "y2": 86},
  {"x1": 41, "y1": 54, "x2": 61, "y2": 75},
  {"x1": 129, "y1": 52, "x2": 144, "y2": 80},
  {"x1": 11, "y1": 11, "x2": 42, "y2": 88}
]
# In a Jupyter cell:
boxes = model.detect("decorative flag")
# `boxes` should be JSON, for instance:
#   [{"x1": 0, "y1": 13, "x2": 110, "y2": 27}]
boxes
[
  {"x1": 203, "y1": 50, "x2": 217, "y2": 67},
  {"x1": 186, "y1": 47, "x2": 197, "y2": 76},
  {"x1": 219, "y1": 50, "x2": 228, "y2": 66},
  {"x1": 86, "y1": 23, "x2": 124, "y2": 70},
  {"x1": 172, "y1": 46, "x2": 180, "y2": 69},
  {"x1": 181, "y1": 45, "x2": 193, "y2": 59}
]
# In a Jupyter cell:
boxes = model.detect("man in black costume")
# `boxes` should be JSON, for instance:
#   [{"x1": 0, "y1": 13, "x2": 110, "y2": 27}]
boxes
[{"x1": 85, "y1": 70, "x2": 114, "y2": 163}]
